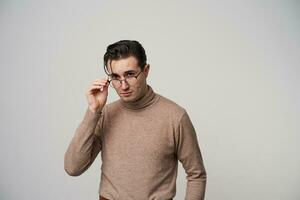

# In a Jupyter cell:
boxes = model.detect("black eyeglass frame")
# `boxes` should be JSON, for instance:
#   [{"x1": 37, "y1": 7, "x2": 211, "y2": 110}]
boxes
[{"x1": 103, "y1": 63, "x2": 143, "y2": 86}]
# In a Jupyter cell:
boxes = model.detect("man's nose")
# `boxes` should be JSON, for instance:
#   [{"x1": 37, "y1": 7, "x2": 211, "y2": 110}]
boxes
[{"x1": 121, "y1": 79, "x2": 129, "y2": 90}]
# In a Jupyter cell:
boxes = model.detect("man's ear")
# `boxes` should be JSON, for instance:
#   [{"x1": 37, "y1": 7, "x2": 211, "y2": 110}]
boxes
[{"x1": 144, "y1": 64, "x2": 150, "y2": 78}]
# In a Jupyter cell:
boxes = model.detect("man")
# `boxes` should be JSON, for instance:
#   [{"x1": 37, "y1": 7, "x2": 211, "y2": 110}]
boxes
[{"x1": 64, "y1": 40, "x2": 207, "y2": 200}]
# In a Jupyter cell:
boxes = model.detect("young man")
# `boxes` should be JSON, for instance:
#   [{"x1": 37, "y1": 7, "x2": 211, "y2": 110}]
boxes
[{"x1": 64, "y1": 40, "x2": 207, "y2": 200}]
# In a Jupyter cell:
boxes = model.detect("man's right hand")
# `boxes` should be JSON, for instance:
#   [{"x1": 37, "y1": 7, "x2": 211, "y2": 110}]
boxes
[{"x1": 86, "y1": 78, "x2": 110, "y2": 113}]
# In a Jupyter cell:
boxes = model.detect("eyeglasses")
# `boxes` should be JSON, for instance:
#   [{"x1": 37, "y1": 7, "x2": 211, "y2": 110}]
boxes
[{"x1": 104, "y1": 64, "x2": 143, "y2": 88}]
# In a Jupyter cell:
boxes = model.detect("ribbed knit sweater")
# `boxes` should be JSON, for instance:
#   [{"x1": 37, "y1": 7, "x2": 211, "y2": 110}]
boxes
[{"x1": 64, "y1": 85, "x2": 207, "y2": 200}]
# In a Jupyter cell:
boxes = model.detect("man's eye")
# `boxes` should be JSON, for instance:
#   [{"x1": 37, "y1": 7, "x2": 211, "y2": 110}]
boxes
[{"x1": 126, "y1": 72, "x2": 135, "y2": 77}]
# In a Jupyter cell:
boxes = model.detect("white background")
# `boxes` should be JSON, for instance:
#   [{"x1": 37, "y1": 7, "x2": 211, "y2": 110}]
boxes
[{"x1": 1, "y1": 0, "x2": 299, "y2": 199}]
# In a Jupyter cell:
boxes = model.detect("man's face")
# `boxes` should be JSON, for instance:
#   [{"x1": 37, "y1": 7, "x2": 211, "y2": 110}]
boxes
[{"x1": 107, "y1": 56, "x2": 150, "y2": 102}]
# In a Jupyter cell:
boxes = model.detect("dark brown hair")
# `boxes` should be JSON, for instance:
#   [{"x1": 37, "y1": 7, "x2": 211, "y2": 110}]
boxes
[{"x1": 103, "y1": 40, "x2": 147, "y2": 71}]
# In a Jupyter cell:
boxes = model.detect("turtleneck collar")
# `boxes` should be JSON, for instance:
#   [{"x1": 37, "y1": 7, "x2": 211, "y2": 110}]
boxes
[{"x1": 119, "y1": 85, "x2": 159, "y2": 111}]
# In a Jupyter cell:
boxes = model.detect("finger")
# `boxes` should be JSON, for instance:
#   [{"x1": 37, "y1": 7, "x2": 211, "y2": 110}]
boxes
[
  {"x1": 92, "y1": 82, "x2": 106, "y2": 87},
  {"x1": 89, "y1": 85, "x2": 102, "y2": 91},
  {"x1": 93, "y1": 81, "x2": 109, "y2": 87},
  {"x1": 99, "y1": 79, "x2": 110, "y2": 85},
  {"x1": 93, "y1": 79, "x2": 109, "y2": 85},
  {"x1": 90, "y1": 84, "x2": 109, "y2": 92},
  {"x1": 93, "y1": 78, "x2": 109, "y2": 84},
  {"x1": 100, "y1": 82, "x2": 110, "y2": 91}
]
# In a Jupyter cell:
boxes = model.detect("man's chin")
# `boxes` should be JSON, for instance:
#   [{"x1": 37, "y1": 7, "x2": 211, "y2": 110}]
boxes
[{"x1": 119, "y1": 95, "x2": 135, "y2": 102}]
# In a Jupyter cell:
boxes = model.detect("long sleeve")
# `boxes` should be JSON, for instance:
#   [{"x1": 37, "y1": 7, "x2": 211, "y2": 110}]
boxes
[
  {"x1": 175, "y1": 111, "x2": 207, "y2": 200},
  {"x1": 64, "y1": 107, "x2": 105, "y2": 176}
]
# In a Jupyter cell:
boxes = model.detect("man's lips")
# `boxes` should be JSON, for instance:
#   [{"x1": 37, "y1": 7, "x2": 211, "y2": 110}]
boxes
[{"x1": 121, "y1": 92, "x2": 132, "y2": 96}]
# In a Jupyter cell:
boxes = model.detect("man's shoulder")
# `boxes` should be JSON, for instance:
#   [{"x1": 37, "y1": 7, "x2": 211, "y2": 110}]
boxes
[{"x1": 155, "y1": 93, "x2": 187, "y2": 116}]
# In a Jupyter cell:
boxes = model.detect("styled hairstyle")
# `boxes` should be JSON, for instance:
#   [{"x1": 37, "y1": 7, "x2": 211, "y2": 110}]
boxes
[{"x1": 103, "y1": 40, "x2": 147, "y2": 72}]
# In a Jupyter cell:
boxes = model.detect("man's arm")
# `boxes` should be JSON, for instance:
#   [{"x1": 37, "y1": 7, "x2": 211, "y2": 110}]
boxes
[
  {"x1": 64, "y1": 107, "x2": 104, "y2": 176},
  {"x1": 175, "y1": 111, "x2": 207, "y2": 200}
]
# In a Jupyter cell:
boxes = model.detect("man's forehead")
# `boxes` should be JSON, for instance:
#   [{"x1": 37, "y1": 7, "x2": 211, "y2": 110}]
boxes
[{"x1": 107, "y1": 58, "x2": 139, "y2": 74}]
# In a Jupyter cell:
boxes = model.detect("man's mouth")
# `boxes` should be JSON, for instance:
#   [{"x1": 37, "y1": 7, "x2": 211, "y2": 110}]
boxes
[{"x1": 121, "y1": 92, "x2": 132, "y2": 97}]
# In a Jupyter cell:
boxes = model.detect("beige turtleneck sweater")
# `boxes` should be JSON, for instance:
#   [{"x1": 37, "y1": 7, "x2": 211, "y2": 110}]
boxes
[{"x1": 64, "y1": 85, "x2": 207, "y2": 200}]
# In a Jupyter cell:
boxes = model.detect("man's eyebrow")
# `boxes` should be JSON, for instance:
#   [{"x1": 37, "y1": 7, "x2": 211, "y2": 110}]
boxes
[
  {"x1": 110, "y1": 70, "x2": 137, "y2": 76},
  {"x1": 124, "y1": 70, "x2": 137, "y2": 74},
  {"x1": 109, "y1": 72, "x2": 119, "y2": 76}
]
